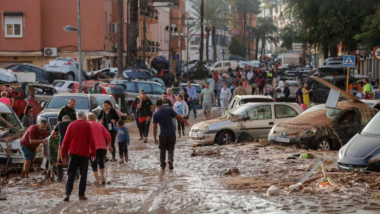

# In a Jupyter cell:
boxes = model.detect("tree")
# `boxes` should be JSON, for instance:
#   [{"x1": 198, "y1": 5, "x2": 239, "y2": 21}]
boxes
[
  {"x1": 117, "y1": 0, "x2": 123, "y2": 76},
  {"x1": 250, "y1": 17, "x2": 277, "y2": 59},
  {"x1": 200, "y1": 0, "x2": 204, "y2": 62},
  {"x1": 229, "y1": 36, "x2": 245, "y2": 57},
  {"x1": 279, "y1": 26, "x2": 301, "y2": 50},
  {"x1": 127, "y1": 0, "x2": 139, "y2": 67},
  {"x1": 234, "y1": 0, "x2": 261, "y2": 59},
  {"x1": 354, "y1": 10, "x2": 380, "y2": 50}
]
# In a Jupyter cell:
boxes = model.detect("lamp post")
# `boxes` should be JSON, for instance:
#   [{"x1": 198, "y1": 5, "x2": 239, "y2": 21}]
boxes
[
  {"x1": 63, "y1": 0, "x2": 82, "y2": 93},
  {"x1": 143, "y1": 2, "x2": 174, "y2": 67}
]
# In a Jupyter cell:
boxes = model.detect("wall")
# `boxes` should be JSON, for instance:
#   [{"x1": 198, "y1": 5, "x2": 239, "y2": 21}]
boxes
[
  {"x1": 152, "y1": 7, "x2": 170, "y2": 58},
  {"x1": 0, "y1": 0, "x2": 42, "y2": 51}
]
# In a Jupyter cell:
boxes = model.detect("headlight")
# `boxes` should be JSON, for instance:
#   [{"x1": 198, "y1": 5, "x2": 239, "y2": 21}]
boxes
[{"x1": 200, "y1": 126, "x2": 209, "y2": 133}]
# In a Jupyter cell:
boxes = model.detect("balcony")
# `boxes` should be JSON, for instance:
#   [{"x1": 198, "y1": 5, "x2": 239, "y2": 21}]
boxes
[
  {"x1": 139, "y1": 8, "x2": 159, "y2": 24},
  {"x1": 138, "y1": 41, "x2": 160, "y2": 56}
]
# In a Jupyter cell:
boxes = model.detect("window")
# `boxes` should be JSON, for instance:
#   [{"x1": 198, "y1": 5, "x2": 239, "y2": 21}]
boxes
[
  {"x1": 194, "y1": 86, "x2": 202, "y2": 94},
  {"x1": 18, "y1": 65, "x2": 31, "y2": 72},
  {"x1": 5, "y1": 16, "x2": 23, "y2": 38},
  {"x1": 137, "y1": 83, "x2": 152, "y2": 94},
  {"x1": 67, "y1": 83, "x2": 75, "y2": 89},
  {"x1": 47, "y1": 96, "x2": 89, "y2": 109},
  {"x1": 229, "y1": 99, "x2": 236, "y2": 109},
  {"x1": 33, "y1": 86, "x2": 56, "y2": 95},
  {"x1": 275, "y1": 105, "x2": 298, "y2": 118},
  {"x1": 153, "y1": 84, "x2": 165, "y2": 95},
  {"x1": 90, "y1": 96, "x2": 99, "y2": 108},
  {"x1": 248, "y1": 105, "x2": 272, "y2": 120},
  {"x1": 338, "y1": 110, "x2": 356, "y2": 126},
  {"x1": 123, "y1": 82, "x2": 136, "y2": 92},
  {"x1": 223, "y1": 62, "x2": 231, "y2": 67},
  {"x1": 53, "y1": 81, "x2": 64, "y2": 87},
  {"x1": 31, "y1": 66, "x2": 44, "y2": 76},
  {"x1": 104, "y1": 12, "x2": 107, "y2": 38},
  {"x1": 214, "y1": 63, "x2": 221, "y2": 68}
]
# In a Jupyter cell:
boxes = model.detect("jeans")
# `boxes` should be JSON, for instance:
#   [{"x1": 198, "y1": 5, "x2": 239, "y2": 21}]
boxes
[
  {"x1": 118, "y1": 141, "x2": 128, "y2": 158},
  {"x1": 65, "y1": 154, "x2": 89, "y2": 196},
  {"x1": 189, "y1": 99, "x2": 197, "y2": 117},
  {"x1": 284, "y1": 95, "x2": 289, "y2": 102},
  {"x1": 251, "y1": 87, "x2": 256, "y2": 95},
  {"x1": 217, "y1": 91, "x2": 221, "y2": 106},
  {"x1": 158, "y1": 135, "x2": 176, "y2": 169},
  {"x1": 140, "y1": 118, "x2": 151, "y2": 138},
  {"x1": 177, "y1": 120, "x2": 184, "y2": 133},
  {"x1": 90, "y1": 149, "x2": 107, "y2": 172}
]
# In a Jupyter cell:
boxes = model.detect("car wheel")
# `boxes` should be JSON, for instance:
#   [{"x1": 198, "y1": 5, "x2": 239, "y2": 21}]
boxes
[
  {"x1": 21, "y1": 82, "x2": 30, "y2": 98},
  {"x1": 65, "y1": 72, "x2": 75, "y2": 81},
  {"x1": 317, "y1": 138, "x2": 332, "y2": 150},
  {"x1": 216, "y1": 130, "x2": 233, "y2": 145}
]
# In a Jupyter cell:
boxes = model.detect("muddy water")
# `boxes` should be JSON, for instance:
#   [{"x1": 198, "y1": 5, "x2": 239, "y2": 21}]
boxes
[{"x1": 1, "y1": 109, "x2": 380, "y2": 213}]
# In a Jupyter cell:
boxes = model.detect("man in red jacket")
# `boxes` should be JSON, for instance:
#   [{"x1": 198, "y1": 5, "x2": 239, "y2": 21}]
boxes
[{"x1": 61, "y1": 110, "x2": 96, "y2": 202}]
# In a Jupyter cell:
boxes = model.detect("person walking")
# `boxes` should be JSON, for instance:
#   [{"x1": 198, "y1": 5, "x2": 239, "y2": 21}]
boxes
[
  {"x1": 137, "y1": 92, "x2": 155, "y2": 143},
  {"x1": 233, "y1": 82, "x2": 247, "y2": 97},
  {"x1": 20, "y1": 120, "x2": 48, "y2": 178},
  {"x1": 86, "y1": 113, "x2": 112, "y2": 186},
  {"x1": 215, "y1": 79, "x2": 223, "y2": 106},
  {"x1": 302, "y1": 83, "x2": 312, "y2": 108},
  {"x1": 296, "y1": 84, "x2": 304, "y2": 105},
  {"x1": 173, "y1": 94, "x2": 189, "y2": 138},
  {"x1": 220, "y1": 83, "x2": 232, "y2": 113},
  {"x1": 167, "y1": 88, "x2": 177, "y2": 105},
  {"x1": 114, "y1": 120, "x2": 130, "y2": 164},
  {"x1": 283, "y1": 81, "x2": 290, "y2": 102},
  {"x1": 200, "y1": 82, "x2": 216, "y2": 120},
  {"x1": 152, "y1": 100, "x2": 189, "y2": 170},
  {"x1": 97, "y1": 100, "x2": 120, "y2": 161},
  {"x1": 363, "y1": 78, "x2": 372, "y2": 99},
  {"x1": 61, "y1": 111, "x2": 96, "y2": 202},
  {"x1": 21, "y1": 105, "x2": 34, "y2": 128},
  {"x1": 57, "y1": 99, "x2": 76, "y2": 122},
  {"x1": 257, "y1": 75, "x2": 265, "y2": 95},
  {"x1": 0, "y1": 91, "x2": 10, "y2": 106},
  {"x1": 132, "y1": 90, "x2": 144, "y2": 140},
  {"x1": 186, "y1": 81, "x2": 197, "y2": 119},
  {"x1": 158, "y1": 92, "x2": 173, "y2": 107},
  {"x1": 51, "y1": 115, "x2": 72, "y2": 182},
  {"x1": 3, "y1": 85, "x2": 14, "y2": 108}
]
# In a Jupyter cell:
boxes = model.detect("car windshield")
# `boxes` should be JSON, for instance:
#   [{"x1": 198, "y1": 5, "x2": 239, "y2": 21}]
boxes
[
  {"x1": 0, "y1": 113, "x2": 22, "y2": 130},
  {"x1": 95, "y1": 96, "x2": 114, "y2": 108},
  {"x1": 361, "y1": 113, "x2": 380, "y2": 136},
  {"x1": 241, "y1": 98, "x2": 273, "y2": 104},
  {"x1": 301, "y1": 106, "x2": 341, "y2": 119},
  {"x1": 230, "y1": 105, "x2": 251, "y2": 116},
  {"x1": 47, "y1": 96, "x2": 89, "y2": 109}
]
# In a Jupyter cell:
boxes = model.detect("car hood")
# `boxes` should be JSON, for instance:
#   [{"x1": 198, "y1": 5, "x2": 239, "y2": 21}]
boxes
[
  {"x1": 192, "y1": 117, "x2": 230, "y2": 130},
  {"x1": 38, "y1": 108, "x2": 89, "y2": 117},
  {"x1": 344, "y1": 134, "x2": 380, "y2": 159}
]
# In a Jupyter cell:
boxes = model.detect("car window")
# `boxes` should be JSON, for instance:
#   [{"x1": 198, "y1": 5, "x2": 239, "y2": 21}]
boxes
[
  {"x1": 229, "y1": 98, "x2": 236, "y2": 110},
  {"x1": 0, "y1": 113, "x2": 22, "y2": 130},
  {"x1": 248, "y1": 105, "x2": 272, "y2": 120},
  {"x1": 241, "y1": 98, "x2": 274, "y2": 104},
  {"x1": 374, "y1": 104, "x2": 380, "y2": 111},
  {"x1": 33, "y1": 86, "x2": 56, "y2": 95},
  {"x1": 214, "y1": 63, "x2": 221, "y2": 68},
  {"x1": 124, "y1": 82, "x2": 136, "y2": 92},
  {"x1": 361, "y1": 111, "x2": 380, "y2": 136},
  {"x1": 31, "y1": 66, "x2": 44, "y2": 76},
  {"x1": 275, "y1": 105, "x2": 298, "y2": 118},
  {"x1": 53, "y1": 82, "x2": 64, "y2": 87},
  {"x1": 137, "y1": 83, "x2": 152, "y2": 94},
  {"x1": 67, "y1": 83, "x2": 75, "y2": 89},
  {"x1": 153, "y1": 84, "x2": 165, "y2": 95},
  {"x1": 19, "y1": 65, "x2": 31, "y2": 72},
  {"x1": 90, "y1": 96, "x2": 99, "y2": 108},
  {"x1": 47, "y1": 96, "x2": 89, "y2": 109},
  {"x1": 224, "y1": 62, "x2": 231, "y2": 67},
  {"x1": 194, "y1": 86, "x2": 202, "y2": 93},
  {"x1": 338, "y1": 110, "x2": 356, "y2": 126}
]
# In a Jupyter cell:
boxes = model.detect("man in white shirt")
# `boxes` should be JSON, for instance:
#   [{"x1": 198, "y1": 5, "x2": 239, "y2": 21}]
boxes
[
  {"x1": 220, "y1": 83, "x2": 232, "y2": 113},
  {"x1": 206, "y1": 75, "x2": 215, "y2": 91}
]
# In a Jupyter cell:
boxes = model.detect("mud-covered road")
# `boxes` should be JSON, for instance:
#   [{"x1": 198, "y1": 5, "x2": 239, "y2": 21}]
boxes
[{"x1": 1, "y1": 109, "x2": 380, "y2": 214}]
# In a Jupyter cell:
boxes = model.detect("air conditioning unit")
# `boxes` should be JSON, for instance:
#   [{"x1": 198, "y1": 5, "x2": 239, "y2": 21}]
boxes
[
  {"x1": 44, "y1": 47, "x2": 58, "y2": 57},
  {"x1": 111, "y1": 23, "x2": 117, "y2": 34}
]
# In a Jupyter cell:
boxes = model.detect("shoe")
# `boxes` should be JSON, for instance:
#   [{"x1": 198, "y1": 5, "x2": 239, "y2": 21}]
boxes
[
  {"x1": 139, "y1": 137, "x2": 143, "y2": 140},
  {"x1": 119, "y1": 160, "x2": 124, "y2": 164},
  {"x1": 124, "y1": 154, "x2": 128, "y2": 162},
  {"x1": 144, "y1": 138, "x2": 147, "y2": 143},
  {"x1": 63, "y1": 195, "x2": 70, "y2": 202},
  {"x1": 79, "y1": 195, "x2": 88, "y2": 201},
  {"x1": 178, "y1": 133, "x2": 181, "y2": 138},
  {"x1": 168, "y1": 160, "x2": 174, "y2": 170},
  {"x1": 182, "y1": 131, "x2": 185, "y2": 136},
  {"x1": 101, "y1": 180, "x2": 106, "y2": 186}
]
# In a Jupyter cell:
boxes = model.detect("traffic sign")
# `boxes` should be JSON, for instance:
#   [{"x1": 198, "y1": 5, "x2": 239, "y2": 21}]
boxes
[
  {"x1": 289, "y1": 50, "x2": 294, "y2": 53},
  {"x1": 343, "y1": 55, "x2": 355, "y2": 67},
  {"x1": 373, "y1": 46, "x2": 380, "y2": 61}
]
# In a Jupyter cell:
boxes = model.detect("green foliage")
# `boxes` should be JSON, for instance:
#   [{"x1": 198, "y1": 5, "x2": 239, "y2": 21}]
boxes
[
  {"x1": 279, "y1": 26, "x2": 301, "y2": 50},
  {"x1": 229, "y1": 37, "x2": 245, "y2": 57},
  {"x1": 354, "y1": 13, "x2": 380, "y2": 50},
  {"x1": 234, "y1": 0, "x2": 261, "y2": 15},
  {"x1": 189, "y1": 61, "x2": 209, "y2": 79}
]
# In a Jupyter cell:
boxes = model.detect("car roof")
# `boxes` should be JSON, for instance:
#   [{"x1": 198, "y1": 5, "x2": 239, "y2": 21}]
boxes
[
  {"x1": 235, "y1": 95, "x2": 273, "y2": 100},
  {"x1": 113, "y1": 79, "x2": 163, "y2": 86},
  {"x1": 180, "y1": 83, "x2": 201, "y2": 87},
  {"x1": 53, "y1": 80, "x2": 77, "y2": 83},
  {"x1": 314, "y1": 101, "x2": 367, "y2": 110},
  {"x1": 53, "y1": 93, "x2": 91, "y2": 97},
  {"x1": 0, "y1": 103, "x2": 13, "y2": 114},
  {"x1": 93, "y1": 94, "x2": 113, "y2": 98},
  {"x1": 29, "y1": 83, "x2": 55, "y2": 88},
  {"x1": 239, "y1": 102, "x2": 287, "y2": 107}
]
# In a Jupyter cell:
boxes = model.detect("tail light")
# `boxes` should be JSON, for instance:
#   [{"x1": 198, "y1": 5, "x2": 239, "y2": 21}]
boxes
[{"x1": 64, "y1": 62, "x2": 73, "y2": 65}]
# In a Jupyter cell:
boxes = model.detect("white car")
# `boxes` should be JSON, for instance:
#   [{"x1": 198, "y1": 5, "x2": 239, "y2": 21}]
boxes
[
  {"x1": 44, "y1": 57, "x2": 89, "y2": 81},
  {"x1": 227, "y1": 95, "x2": 274, "y2": 111},
  {"x1": 210, "y1": 61, "x2": 239, "y2": 73},
  {"x1": 52, "y1": 80, "x2": 78, "y2": 93}
]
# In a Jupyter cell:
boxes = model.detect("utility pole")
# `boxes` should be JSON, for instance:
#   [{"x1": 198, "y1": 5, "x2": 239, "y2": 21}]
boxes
[{"x1": 77, "y1": 0, "x2": 82, "y2": 93}]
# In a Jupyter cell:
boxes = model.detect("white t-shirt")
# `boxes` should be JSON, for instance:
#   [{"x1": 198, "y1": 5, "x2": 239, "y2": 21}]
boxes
[{"x1": 207, "y1": 78, "x2": 215, "y2": 90}]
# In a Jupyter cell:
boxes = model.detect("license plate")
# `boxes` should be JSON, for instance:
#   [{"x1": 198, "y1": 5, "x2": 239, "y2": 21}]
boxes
[
  {"x1": 190, "y1": 133, "x2": 197, "y2": 138},
  {"x1": 275, "y1": 137, "x2": 290, "y2": 143},
  {"x1": 12, "y1": 159, "x2": 25, "y2": 163}
]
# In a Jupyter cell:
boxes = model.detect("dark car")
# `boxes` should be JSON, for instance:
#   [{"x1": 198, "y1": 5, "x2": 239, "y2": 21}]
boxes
[
  {"x1": 268, "y1": 101, "x2": 378, "y2": 150},
  {"x1": 309, "y1": 67, "x2": 341, "y2": 78},
  {"x1": 5, "y1": 63, "x2": 55, "y2": 84},
  {"x1": 338, "y1": 111, "x2": 380, "y2": 172},
  {"x1": 310, "y1": 76, "x2": 354, "y2": 103}
]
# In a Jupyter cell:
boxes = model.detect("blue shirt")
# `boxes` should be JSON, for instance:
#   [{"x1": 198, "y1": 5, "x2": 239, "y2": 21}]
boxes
[
  {"x1": 187, "y1": 86, "x2": 196, "y2": 99},
  {"x1": 152, "y1": 107, "x2": 177, "y2": 136},
  {"x1": 114, "y1": 126, "x2": 130, "y2": 143}
]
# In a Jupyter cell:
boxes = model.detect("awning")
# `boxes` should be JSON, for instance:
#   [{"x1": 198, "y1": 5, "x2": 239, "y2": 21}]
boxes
[{"x1": 3, "y1": 11, "x2": 24, "y2": 16}]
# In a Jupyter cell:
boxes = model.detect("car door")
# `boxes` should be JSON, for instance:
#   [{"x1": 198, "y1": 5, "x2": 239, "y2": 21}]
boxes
[
  {"x1": 242, "y1": 105, "x2": 274, "y2": 139},
  {"x1": 223, "y1": 62, "x2": 231, "y2": 72},
  {"x1": 312, "y1": 81, "x2": 329, "y2": 103},
  {"x1": 273, "y1": 104, "x2": 299, "y2": 124},
  {"x1": 153, "y1": 84, "x2": 166, "y2": 98}
]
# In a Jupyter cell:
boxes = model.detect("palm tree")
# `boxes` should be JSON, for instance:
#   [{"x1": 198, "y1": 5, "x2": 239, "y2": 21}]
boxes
[
  {"x1": 117, "y1": 0, "x2": 123, "y2": 76},
  {"x1": 200, "y1": 0, "x2": 204, "y2": 62},
  {"x1": 127, "y1": 0, "x2": 139, "y2": 67},
  {"x1": 250, "y1": 17, "x2": 278, "y2": 59}
]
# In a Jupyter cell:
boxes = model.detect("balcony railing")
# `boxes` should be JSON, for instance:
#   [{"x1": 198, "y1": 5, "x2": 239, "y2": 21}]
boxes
[{"x1": 138, "y1": 41, "x2": 160, "y2": 53}]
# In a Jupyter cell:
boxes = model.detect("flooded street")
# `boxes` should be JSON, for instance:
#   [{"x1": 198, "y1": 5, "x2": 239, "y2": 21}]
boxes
[{"x1": 2, "y1": 110, "x2": 380, "y2": 214}]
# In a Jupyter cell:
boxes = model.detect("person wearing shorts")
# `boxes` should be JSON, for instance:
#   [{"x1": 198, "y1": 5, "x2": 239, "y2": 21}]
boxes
[{"x1": 200, "y1": 82, "x2": 216, "y2": 120}]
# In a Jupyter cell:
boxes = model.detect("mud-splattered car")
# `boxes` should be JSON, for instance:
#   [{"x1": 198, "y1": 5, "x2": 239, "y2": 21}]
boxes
[
  {"x1": 0, "y1": 103, "x2": 43, "y2": 166},
  {"x1": 190, "y1": 102, "x2": 303, "y2": 145},
  {"x1": 338, "y1": 111, "x2": 380, "y2": 172}
]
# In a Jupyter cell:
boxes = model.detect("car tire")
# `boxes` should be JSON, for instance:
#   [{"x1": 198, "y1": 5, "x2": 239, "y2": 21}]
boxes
[
  {"x1": 216, "y1": 130, "x2": 234, "y2": 145},
  {"x1": 21, "y1": 82, "x2": 30, "y2": 98},
  {"x1": 316, "y1": 137, "x2": 332, "y2": 150},
  {"x1": 65, "y1": 72, "x2": 75, "y2": 81}
]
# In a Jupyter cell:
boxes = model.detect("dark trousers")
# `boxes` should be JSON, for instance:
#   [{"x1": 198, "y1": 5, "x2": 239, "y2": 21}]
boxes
[
  {"x1": 177, "y1": 120, "x2": 184, "y2": 133},
  {"x1": 109, "y1": 131, "x2": 117, "y2": 157},
  {"x1": 251, "y1": 87, "x2": 256, "y2": 95},
  {"x1": 135, "y1": 112, "x2": 143, "y2": 138},
  {"x1": 258, "y1": 86, "x2": 264, "y2": 95},
  {"x1": 65, "y1": 154, "x2": 89, "y2": 196},
  {"x1": 140, "y1": 118, "x2": 151, "y2": 138},
  {"x1": 158, "y1": 135, "x2": 176, "y2": 169},
  {"x1": 189, "y1": 99, "x2": 197, "y2": 116},
  {"x1": 118, "y1": 141, "x2": 128, "y2": 157},
  {"x1": 90, "y1": 149, "x2": 107, "y2": 172},
  {"x1": 284, "y1": 95, "x2": 289, "y2": 102}
]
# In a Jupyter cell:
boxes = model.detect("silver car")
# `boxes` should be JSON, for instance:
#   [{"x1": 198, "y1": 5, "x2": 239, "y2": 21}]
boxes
[
  {"x1": 190, "y1": 102, "x2": 303, "y2": 145},
  {"x1": 29, "y1": 83, "x2": 57, "y2": 104},
  {"x1": 44, "y1": 57, "x2": 89, "y2": 81},
  {"x1": 228, "y1": 95, "x2": 274, "y2": 111},
  {"x1": 276, "y1": 80, "x2": 299, "y2": 100}
]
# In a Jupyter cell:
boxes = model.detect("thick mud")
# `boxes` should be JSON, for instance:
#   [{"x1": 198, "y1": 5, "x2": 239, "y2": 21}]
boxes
[{"x1": 1, "y1": 109, "x2": 380, "y2": 214}]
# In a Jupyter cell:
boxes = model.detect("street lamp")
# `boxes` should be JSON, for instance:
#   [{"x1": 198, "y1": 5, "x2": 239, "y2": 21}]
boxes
[
  {"x1": 63, "y1": 0, "x2": 82, "y2": 93},
  {"x1": 143, "y1": 2, "x2": 174, "y2": 67}
]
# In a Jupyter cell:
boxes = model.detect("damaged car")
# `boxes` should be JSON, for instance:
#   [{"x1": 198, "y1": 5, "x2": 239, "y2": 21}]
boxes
[
  {"x1": 268, "y1": 77, "x2": 378, "y2": 150},
  {"x1": 0, "y1": 103, "x2": 43, "y2": 166},
  {"x1": 338, "y1": 112, "x2": 380, "y2": 172},
  {"x1": 190, "y1": 102, "x2": 303, "y2": 146}
]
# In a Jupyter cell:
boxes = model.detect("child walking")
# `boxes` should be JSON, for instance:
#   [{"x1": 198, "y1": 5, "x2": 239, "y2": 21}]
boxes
[
  {"x1": 173, "y1": 94, "x2": 189, "y2": 138},
  {"x1": 114, "y1": 120, "x2": 130, "y2": 164}
]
